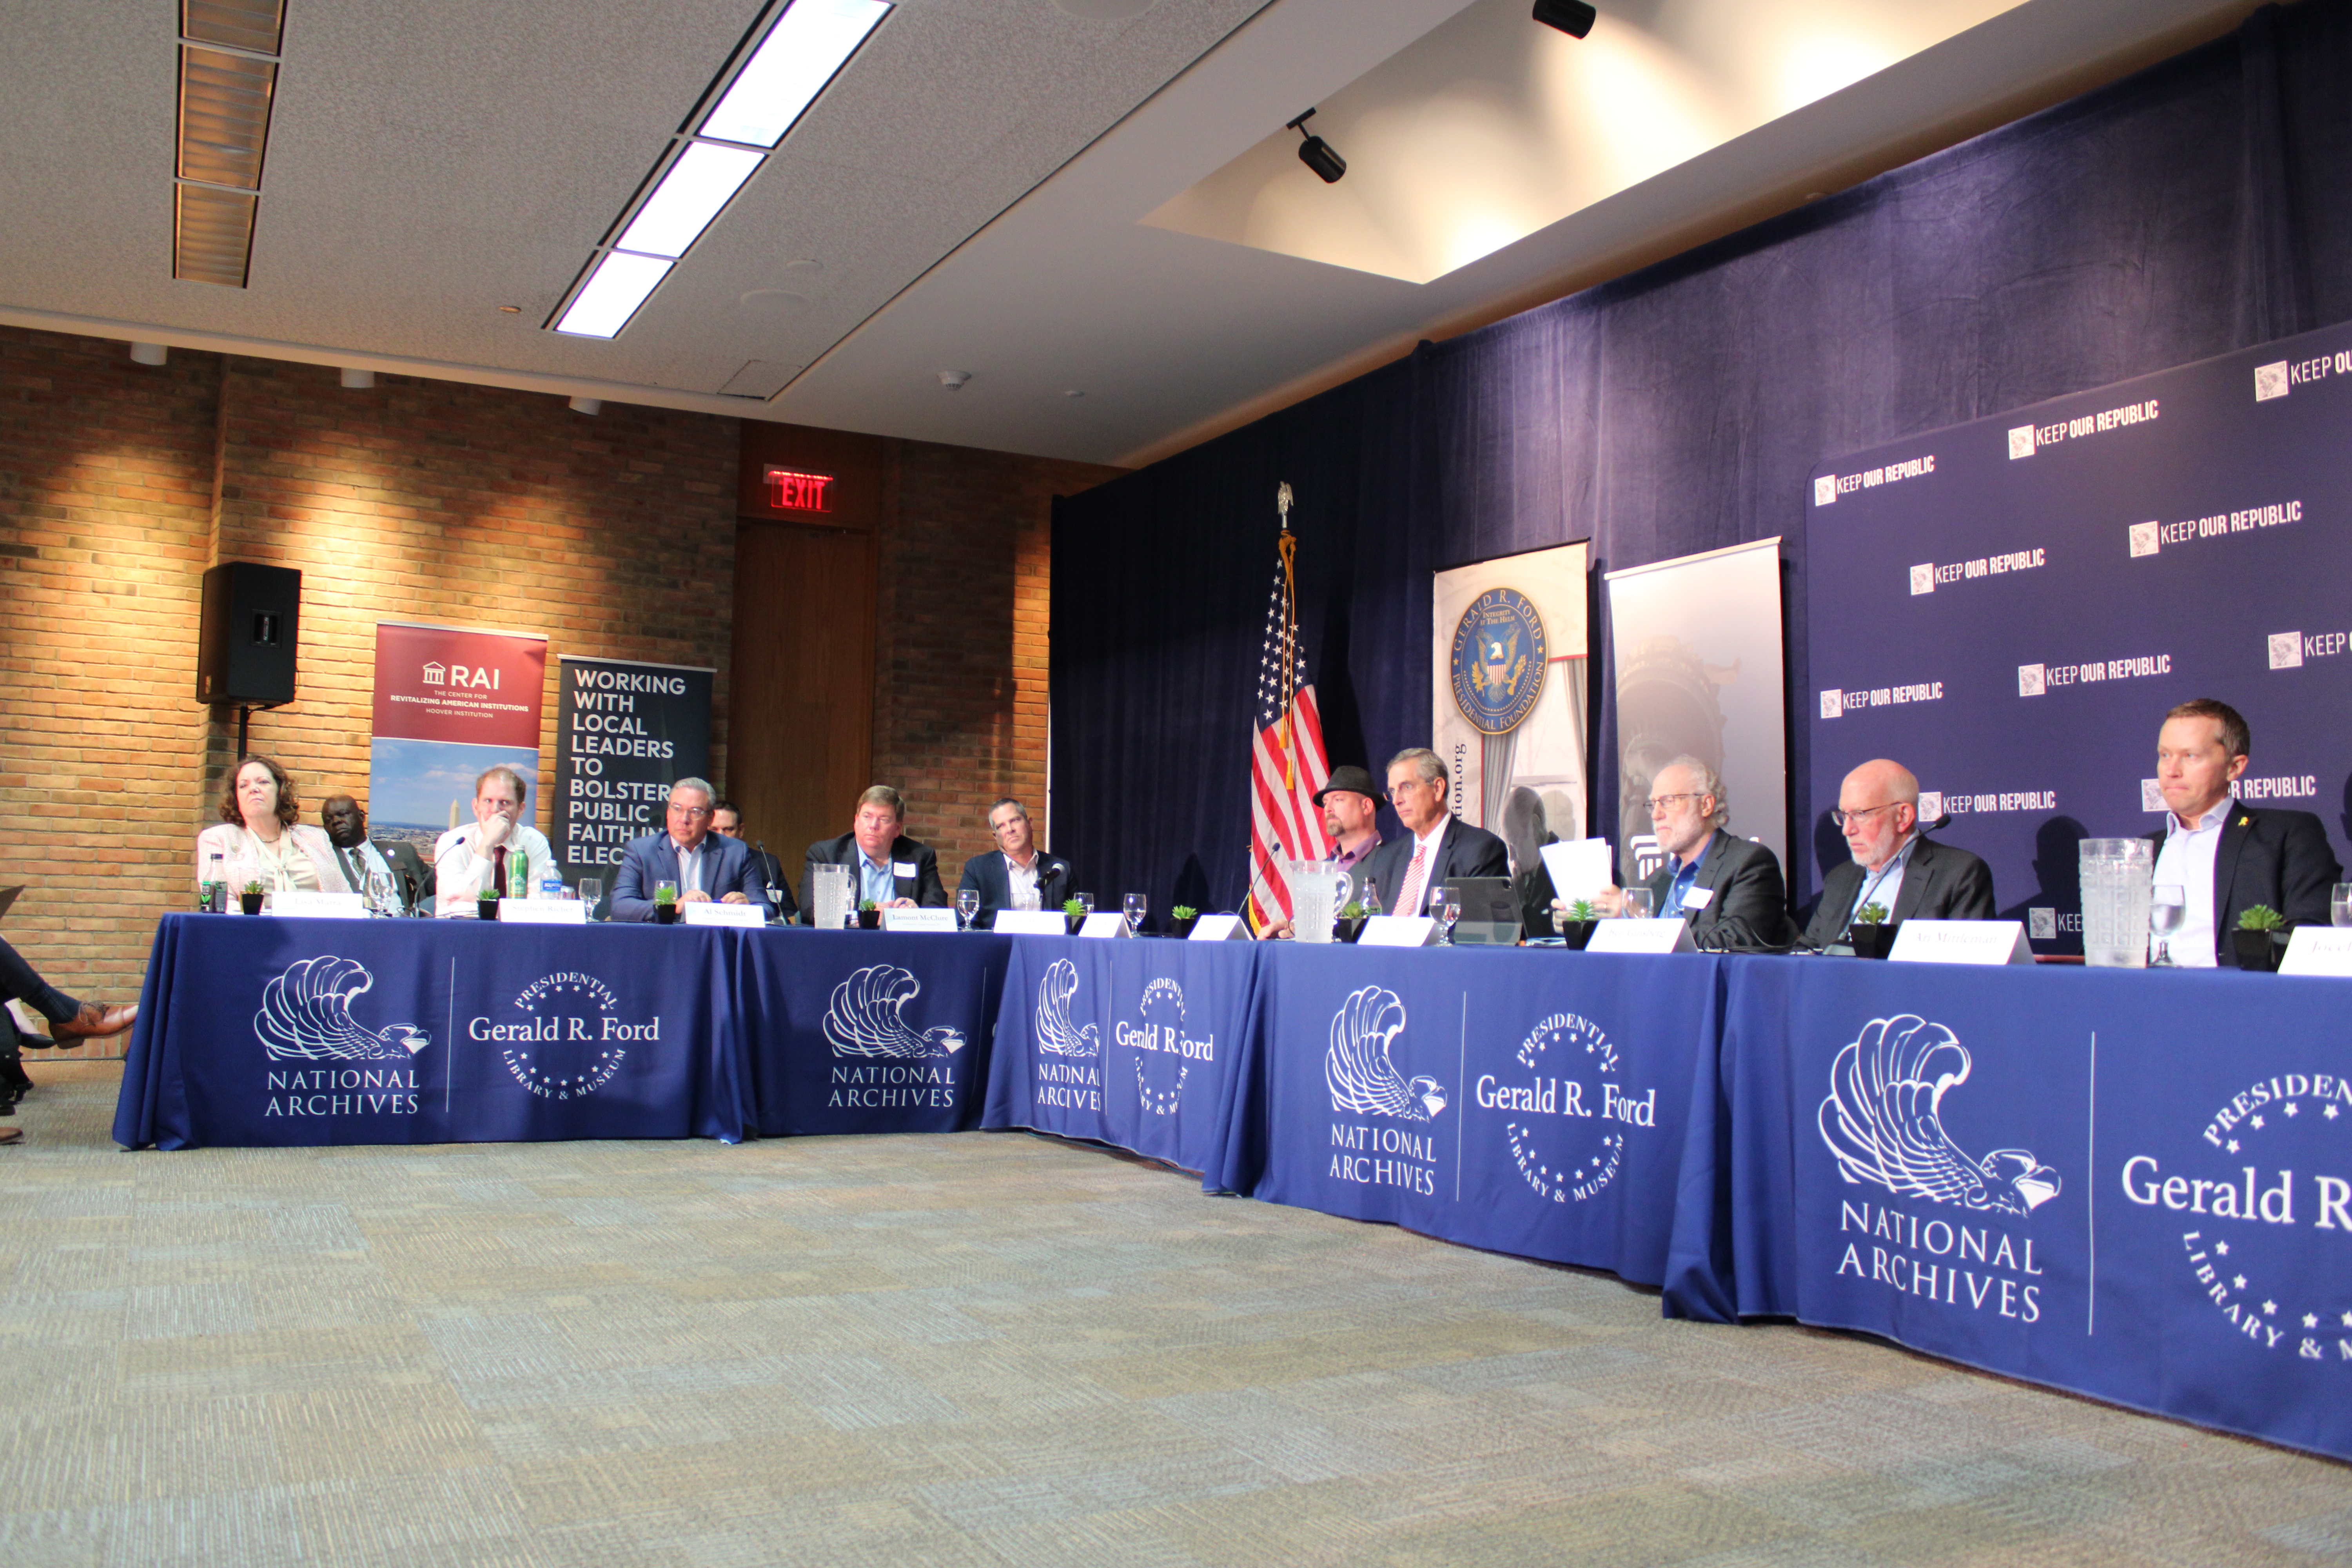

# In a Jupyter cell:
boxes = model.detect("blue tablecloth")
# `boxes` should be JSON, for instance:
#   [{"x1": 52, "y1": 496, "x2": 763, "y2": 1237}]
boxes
[
  {"x1": 739, "y1": 929, "x2": 1010, "y2": 1137},
  {"x1": 1669, "y1": 955, "x2": 2352, "y2": 1464},
  {"x1": 1228, "y1": 944, "x2": 1717, "y2": 1287},
  {"x1": 981, "y1": 935, "x2": 1259, "y2": 1180},
  {"x1": 114, "y1": 913, "x2": 750, "y2": 1149}
]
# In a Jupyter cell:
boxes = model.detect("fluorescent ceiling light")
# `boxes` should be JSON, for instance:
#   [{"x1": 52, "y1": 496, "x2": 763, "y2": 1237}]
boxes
[
  {"x1": 556, "y1": 252, "x2": 674, "y2": 337},
  {"x1": 701, "y1": 0, "x2": 890, "y2": 148},
  {"x1": 616, "y1": 142, "x2": 763, "y2": 258}
]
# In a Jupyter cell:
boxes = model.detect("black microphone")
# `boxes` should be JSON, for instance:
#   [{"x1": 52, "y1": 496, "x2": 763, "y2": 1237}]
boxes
[{"x1": 1921, "y1": 813, "x2": 1953, "y2": 833}]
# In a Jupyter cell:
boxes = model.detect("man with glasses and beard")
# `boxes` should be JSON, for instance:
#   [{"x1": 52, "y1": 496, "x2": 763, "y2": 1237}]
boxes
[
  {"x1": 1799, "y1": 759, "x2": 1994, "y2": 949},
  {"x1": 1575, "y1": 755, "x2": 1790, "y2": 946}
]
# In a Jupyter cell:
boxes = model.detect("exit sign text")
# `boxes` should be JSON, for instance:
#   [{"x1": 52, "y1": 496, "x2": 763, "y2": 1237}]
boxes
[{"x1": 765, "y1": 467, "x2": 834, "y2": 512}]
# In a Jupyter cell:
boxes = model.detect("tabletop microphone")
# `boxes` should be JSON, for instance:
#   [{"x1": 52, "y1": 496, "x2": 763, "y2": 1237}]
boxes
[{"x1": 1922, "y1": 813, "x2": 1953, "y2": 833}]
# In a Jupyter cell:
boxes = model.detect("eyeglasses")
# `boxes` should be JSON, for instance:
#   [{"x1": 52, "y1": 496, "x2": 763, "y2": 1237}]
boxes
[
  {"x1": 1644, "y1": 792, "x2": 1703, "y2": 814},
  {"x1": 1829, "y1": 802, "x2": 1902, "y2": 828},
  {"x1": 669, "y1": 804, "x2": 712, "y2": 818}
]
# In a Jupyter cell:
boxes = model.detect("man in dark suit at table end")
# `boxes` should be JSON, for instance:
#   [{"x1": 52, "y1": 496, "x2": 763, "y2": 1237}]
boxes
[
  {"x1": 2143, "y1": 697, "x2": 2341, "y2": 966},
  {"x1": 1582, "y1": 755, "x2": 1791, "y2": 947},
  {"x1": 610, "y1": 778, "x2": 769, "y2": 921},
  {"x1": 1801, "y1": 758, "x2": 1995, "y2": 949},
  {"x1": 1355, "y1": 748, "x2": 1509, "y2": 919},
  {"x1": 803, "y1": 784, "x2": 950, "y2": 918},
  {"x1": 958, "y1": 797, "x2": 1071, "y2": 926}
]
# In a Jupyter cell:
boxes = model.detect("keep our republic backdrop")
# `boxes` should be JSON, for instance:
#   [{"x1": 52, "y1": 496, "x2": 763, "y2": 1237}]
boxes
[{"x1": 1806, "y1": 321, "x2": 2352, "y2": 951}]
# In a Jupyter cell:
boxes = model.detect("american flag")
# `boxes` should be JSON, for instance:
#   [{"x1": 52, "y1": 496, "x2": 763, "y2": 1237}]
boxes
[{"x1": 1245, "y1": 520, "x2": 1332, "y2": 930}]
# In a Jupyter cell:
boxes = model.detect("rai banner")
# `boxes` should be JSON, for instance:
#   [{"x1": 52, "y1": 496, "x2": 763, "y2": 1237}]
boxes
[
  {"x1": 367, "y1": 623, "x2": 548, "y2": 860},
  {"x1": 552, "y1": 656, "x2": 712, "y2": 889},
  {"x1": 1432, "y1": 543, "x2": 1590, "y2": 884}
]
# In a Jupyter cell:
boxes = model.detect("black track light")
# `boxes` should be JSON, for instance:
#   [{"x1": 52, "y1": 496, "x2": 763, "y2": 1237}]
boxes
[
  {"x1": 1533, "y1": 0, "x2": 1597, "y2": 38},
  {"x1": 1286, "y1": 108, "x2": 1347, "y2": 185}
]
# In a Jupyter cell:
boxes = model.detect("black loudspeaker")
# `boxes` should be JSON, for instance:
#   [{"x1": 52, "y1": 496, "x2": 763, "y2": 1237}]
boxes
[{"x1": 196, "y1": 562, "x2": 301, "y2": 706}]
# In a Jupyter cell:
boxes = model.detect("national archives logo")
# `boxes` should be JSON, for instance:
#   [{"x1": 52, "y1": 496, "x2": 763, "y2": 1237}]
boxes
[
  {"x1": 1476, "y1": 1013, "x2": 1655, "y2": 1205},
  {"x1": 1032, "y1": 957, "x2": 1101, "y2": 1112},
  {"x1": 255, "y1": 956, "x2": 430, "y2": 1119},
  {"x1": 2121, "y1": 1071, "x2": 2352, "y2": 1363},
  {"x1": 486, "y1": 971, "x2": 646, "y2": 1100},
  {"x1": 824, "y1": 964, "x2": 963, "y2": 1111},
  {"x1": 1326, "y1": 987, "x2": 1445, "y2": 1196}
]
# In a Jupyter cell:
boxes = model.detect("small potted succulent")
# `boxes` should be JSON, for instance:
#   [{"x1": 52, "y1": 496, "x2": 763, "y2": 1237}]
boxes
[
  {"x1": 239, "y1": 879, "x2": 267, "y2": 916},
  {"x1": 1169, "y1": 904, "x2": 1200, "y2": 939},
  {"x1": 1334, "y1": 900, "x2": 1367, "y2": 944},
  {"x1": 2232, "y1": 905, "x2": 2286, "y2": 972},
  {"x1": 1556, "y1": 899, "x2": 1599, "y2": 950},
  {"x1": 1849, "y1": 902, "x2": 1898, "y2": 960},
  {"x1": 1063, "y1": 897, "x2": 1089, "y2": 935},
  {"x1": 858, "y1": 898, "x2": 883, "y2": 931},
  {"x1": 654, "y1": 885, "x2": 681, "y2": 925}
]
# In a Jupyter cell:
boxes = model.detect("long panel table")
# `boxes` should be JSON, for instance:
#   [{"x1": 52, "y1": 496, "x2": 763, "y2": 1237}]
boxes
[{"x1": 114, "y1": 913, "x2": 2352, "y2": 1463}]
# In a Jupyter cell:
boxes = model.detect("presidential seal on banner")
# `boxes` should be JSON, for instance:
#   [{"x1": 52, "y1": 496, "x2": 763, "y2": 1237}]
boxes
[{"x1": 1451, "y1": 590, "x2": 1547, "y2": 735}]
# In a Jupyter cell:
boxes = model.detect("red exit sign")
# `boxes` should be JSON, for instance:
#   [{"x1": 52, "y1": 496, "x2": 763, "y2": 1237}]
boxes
[{"x1": 765, "y1": 467, "x2": 835, "y2": 512}]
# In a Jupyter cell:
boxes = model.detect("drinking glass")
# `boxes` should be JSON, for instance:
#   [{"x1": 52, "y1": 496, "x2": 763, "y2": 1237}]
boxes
[
  {"x1": 1123, "y1": 893, "x2": 1147, "y2": 935},
  {"x1": 956, "y1": 887, "x2": 980, "y2": 931},
  {"x1": 367, "y1": 866, "x2": 396, "y2": 917},
  {"x1": 2334, "y1": 883, "x2": 2352, "y2": 928},
  {"x1": 1436, "y1": 890, "x2": 1462, "y2": 946},
  {"x1": 1621, "y1": 887, "x2": 1655, "y2": 920},
  {"x1": 2149, "y1": 883, "x2": 2186, "y2": 967},
  {"x1": 655, "y1": 880, "x2": 679, "y2": 904},
  {"x1": 579, "y1": 877, "x2": 604, "y2": 920},
  {"x1": 1076, "y1": 892, "x2": 1095, "y2": 918}
]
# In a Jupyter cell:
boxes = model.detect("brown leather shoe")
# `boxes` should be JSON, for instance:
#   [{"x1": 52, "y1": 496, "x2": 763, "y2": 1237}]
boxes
[
  {"x1": 0, "y1": 1126, "x2": 21, "y2": 1144},
  {"x1": 51, "y1": 1002, "x2": 136, "y2": 1040}
]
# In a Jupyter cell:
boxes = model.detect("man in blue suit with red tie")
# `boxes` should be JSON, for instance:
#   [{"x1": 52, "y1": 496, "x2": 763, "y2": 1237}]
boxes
[{"x1": 611, "y1": 777, "x2": 769, "y2": 921}]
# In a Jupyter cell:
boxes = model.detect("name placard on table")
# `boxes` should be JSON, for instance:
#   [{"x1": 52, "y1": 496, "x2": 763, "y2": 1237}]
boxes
[
  {"x1": 1357, "y1": 915, "x2": 1438, "y2": 947},
  {"x1": 1585, "y1": 918, "x2": 1696, "y2": 955},
  {"x1": 880, "y1": 907, "x2": 959, "y2": 934},
  {"x1": 264, "y1": 891, "x2": 368, "y2": 919},
  {"x1": 1077, "y1": 912, "x2": 1129, "y2": 938},
  {"x1": 682, "y1": 901, "x2": 766, "y2": 929},
  {"x1": 500, "y1": 899, "x2": 588, "y2": 926},
  {"x1": 993, "y1": 910, "x2": 1068, "y2": 936},
  {"x1": 1187, "y1": 913, "x2": 1252, "y2": 941},
  {"x1": 1887, "y1": 919, "x2": 2033, "y2": 965},
  {"x1": 2278, "y1": 926, "x2": 2352, "y2": 975}
]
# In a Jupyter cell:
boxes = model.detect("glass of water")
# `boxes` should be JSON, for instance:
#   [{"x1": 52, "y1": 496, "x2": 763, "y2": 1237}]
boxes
[
  {"x1": 956, "y1": 887, "x2": 980, "y2": 931},
  {"x1": 1076, "y1": 891, "x2": 1095, "y2": 918},
  {"x1": 2149, "y1": 882, "x2": 2185, "y2": 967},
  {"x1": 1436, "y1": 889, "x2": 1462, "y2": 945},
  {"x1": 1123, "y1": 893, "x2": 1147, "y2": 935},
  {"x1": 579, "y1": 877, "x2": 603, "y2": 920},
  {"x1": 2334, "y1": 884, "x2": 2352, "y2": 928},
  {"x1": 769, "y1": 884, "x2": 789, "y2": 925},
  {"x1": 1621, "y1": 887, "x2": 1655, "y2": 920}
]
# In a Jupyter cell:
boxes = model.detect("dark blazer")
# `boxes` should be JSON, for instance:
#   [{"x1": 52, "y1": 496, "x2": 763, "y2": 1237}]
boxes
[
  {"x1": 1356, "y1": 818, "x2": 1510, "y2": 917},
  {"x1": 743, "y1": 846, "x2": 799, "y2": 922},
  {"x1": 802, "y1": 832, "x2": 949, "y2": 915},
  {"x1": 2144, "y1": 805, "x2": 2341, "y2": 965},
  {"x1": 610, "y1": 831, "x2": 769, "y2": 921},
  {"x1": 1645, "y1": 831, "x2": 1791, "y2": 947},
  {"x1": 1801, "y1": 835, "x2": 1996, "y2": 949},
  {"x1": 957, "y1": 849, "x2": 1073, "y2": 925}
]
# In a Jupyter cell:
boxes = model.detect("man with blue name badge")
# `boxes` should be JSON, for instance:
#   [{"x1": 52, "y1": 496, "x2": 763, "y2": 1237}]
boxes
[
  {"x1": 433, "y1": 766, "x2": 558, "y2": 917},
  {"x1": 1800, "y1": 759, "x2": 1995, "y2": 949},
  {"x1": 611, "y1": 778, "x2": 768, "y2": 920},
  {"x1": 2144, "y1": 698, "x2": 2339, "y2": 966},
  {"x1": 1576, "y1": 756, "x2": 1791, "y2": 947},
  {"x1": 802, "y1": 785, "x2": 949, "y2": 918}
]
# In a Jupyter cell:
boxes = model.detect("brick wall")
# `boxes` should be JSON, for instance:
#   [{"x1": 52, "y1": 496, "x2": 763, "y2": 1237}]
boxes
[{"x1": 871, "y1": 437, "x2": 1119, "y2": 882}]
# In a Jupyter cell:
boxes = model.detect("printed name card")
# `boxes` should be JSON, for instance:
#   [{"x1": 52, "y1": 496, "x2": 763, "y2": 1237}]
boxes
[
  {"x1": 2278, "y1": 927, "x2": 2352, "y2": 976},
  {"x1": 1585, "y1": 917, "x2": 1697, "y2": 955},
  {"x1": 880, "y1": 907, "x2": 958, "y2": 933},
  {"x1": 267, "y1": 891, "x2": 367, "y2": 919},
  {"x1": 1357, "y1": 915, "x2": 1438, "y2": 947},
  {"x1": 682, "y1": 901, "x2": 767, "y2": 928},
  {"x1": 1077, "y1": 912, "x2": 1129, "y2": 938},
  {"x1": 994, "y1": 910, "x2": 1068, "y2": 936},
  {"x1": 1887, "y1": 919, "x2": 2032, "y2": 965},
  {"x1": 1187, "y1": 913, "x2": 1252, "y2": 941},
  {"x1": 499, "y1": 899, "x2": 588, "y2": 925}
]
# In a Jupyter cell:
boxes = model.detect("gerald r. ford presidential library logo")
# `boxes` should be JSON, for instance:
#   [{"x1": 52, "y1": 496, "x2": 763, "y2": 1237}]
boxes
[
  {"x1": 487, "y1": 972, "x2": 648, "y2": 1100},
  {"x1": 1450, "y1": 588, "x2": 1547, "y2": 735},
  {"x1": 1479, "y1": 1013, "x2": 1655, "y2": 1205},
  {"x1": 824, "y1": 964, "x2": 964, "y2": 1110},
  {"x1": 2122, "y1": 1072, "x2": 2352, "y2": 1363},
  {"x1": 1819, "y1": 1015, "x2": 2061, "y2": 1322},
  {"x1": 1033, "y1": 956, "x2": 1102, "y2": 1112},
  {"x1": 255, "y1": 956, "x2": 430, "y2": 1118},
  {"x1": 1122, "y1": 976, "x2": 1214, "y2": 1116},
  {"x1": 1326, "y1": 986, "x2": 1446, "y2": 1195}
]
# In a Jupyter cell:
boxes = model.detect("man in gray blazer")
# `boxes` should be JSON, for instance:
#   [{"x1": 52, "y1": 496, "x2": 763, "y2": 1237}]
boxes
[
  {"x1": 1801, "y1": 759, "x2": 1994, "y2": 949},
  {"x1": 1585, "y1": 755, "x2": 1791, "y2": 947}
]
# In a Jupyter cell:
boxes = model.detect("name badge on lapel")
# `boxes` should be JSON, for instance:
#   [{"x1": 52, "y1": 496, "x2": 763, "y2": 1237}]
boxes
[
  {"x1": 1679, "y1": 887, "x2": 1713, "y2": 911},
  {"x1": 892, "y1": 862, "x2": 918, "y2": 878}
]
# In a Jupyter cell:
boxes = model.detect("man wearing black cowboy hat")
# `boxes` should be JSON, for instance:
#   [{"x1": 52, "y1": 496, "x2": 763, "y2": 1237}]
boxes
[{"x1": 1269, "y1": 765, "x2": 1390, "y2": 937}]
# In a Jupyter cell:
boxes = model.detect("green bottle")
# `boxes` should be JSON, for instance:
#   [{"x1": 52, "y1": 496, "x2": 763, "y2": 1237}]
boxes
[{"x1": 507, "y1": 845, "x2": 530, "y2": 900}]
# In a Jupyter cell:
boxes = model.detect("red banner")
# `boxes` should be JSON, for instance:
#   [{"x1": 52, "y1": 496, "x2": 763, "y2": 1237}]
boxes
[{"x1": 372, "y1": 623, "x2": 546, "y2": 748}]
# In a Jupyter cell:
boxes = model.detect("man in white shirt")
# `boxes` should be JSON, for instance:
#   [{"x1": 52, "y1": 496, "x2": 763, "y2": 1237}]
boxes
[
  {"x1": 2147, "y1": 699, "x2": 2339, "y2": 966},
  {"x1": 957, "y1": 798, "x2": 1073, "y2": 926},
  {"x1": 433, "y1": 766, "x2": 557, "y2": 917}
]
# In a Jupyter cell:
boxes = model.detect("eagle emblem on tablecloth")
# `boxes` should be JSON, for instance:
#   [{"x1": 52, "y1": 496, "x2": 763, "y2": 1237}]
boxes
[
  {"x1": 1034, "y1": 958, "x2": 1100, "y2": 1058},
  {"x1": 254, "y1": 956, "x2": 430, "y2": 1062},
  {"x1": 1325, "y1": 985, "x2": 1445, "y2": 1120},
  {"x1": 823, "y1": 965, "x2": 966, "y2": 1058},
  {"x1": 1818, "y1": 1014, "x2": 2060, "y2": 1216}
]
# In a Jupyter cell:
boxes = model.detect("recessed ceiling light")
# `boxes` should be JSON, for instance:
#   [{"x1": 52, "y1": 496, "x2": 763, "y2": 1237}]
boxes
[
  {"x1": 1062, "y1": 389, "x2": 1085, "y2": 398},
  {"x1": 616, "y1": 142, "x2": 762, "y2": 258},
  {"x1": 937, "y1": 370, "x2": 972, "y2": 390},
  {"x1": 556, "y1": 253, "x2": 673, "y2": 338},
  {"x1": 702, "y1": 0, "x2": 891, "y2": 148}
]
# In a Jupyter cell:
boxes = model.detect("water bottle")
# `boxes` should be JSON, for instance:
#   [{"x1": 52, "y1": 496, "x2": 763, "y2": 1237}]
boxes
[
  {"x1": 539, "y1": 875, "x2": 564, "y2": 902},
  {"x1": 507, "y1": 846, "x2": 530, "y2": 901},
  {"x1": 203, "y1": 851, "x2": 227, "y2": 913}
]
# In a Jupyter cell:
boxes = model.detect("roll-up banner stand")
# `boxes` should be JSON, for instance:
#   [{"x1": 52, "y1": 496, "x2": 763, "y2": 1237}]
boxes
[
  {"x1": 553, "y1": 656, "x2": 713, "y2": 890},
  {"x1": 367, "y1": 622, "x2": 548, "y2": 858}
]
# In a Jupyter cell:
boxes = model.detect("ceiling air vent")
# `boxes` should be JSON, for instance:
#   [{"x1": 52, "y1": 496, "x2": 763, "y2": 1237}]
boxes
[{"x1": 173, "y1": 1, "x2": 286, "y2": 288}]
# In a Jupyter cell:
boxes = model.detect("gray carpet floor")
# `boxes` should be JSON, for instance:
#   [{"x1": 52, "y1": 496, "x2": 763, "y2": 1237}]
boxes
[{"x1": 0, "y1": 1063, "x2": 2344, "y2": 1567}]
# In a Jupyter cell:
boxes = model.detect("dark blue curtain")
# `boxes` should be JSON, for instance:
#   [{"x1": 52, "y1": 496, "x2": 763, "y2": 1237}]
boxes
[{"x1": 1051, "y1": 1, "x2": 2352, "y2": 917}]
